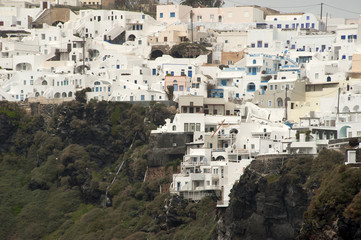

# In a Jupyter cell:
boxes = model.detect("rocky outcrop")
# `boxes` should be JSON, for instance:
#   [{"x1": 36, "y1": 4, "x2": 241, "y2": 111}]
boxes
[{"x1": 216, "y1": 158, "x2": 312, "y2": 240}]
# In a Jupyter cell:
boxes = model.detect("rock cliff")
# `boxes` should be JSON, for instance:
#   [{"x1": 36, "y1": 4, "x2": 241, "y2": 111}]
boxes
[
  {"x1": 216, "y1": 157, "x2": 311, "y2": 240},
  {"x1": 215, "y1": 150, "x2": 361, "y2": 240}
]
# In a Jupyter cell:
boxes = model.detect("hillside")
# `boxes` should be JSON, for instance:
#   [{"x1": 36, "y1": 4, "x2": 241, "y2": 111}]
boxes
[
  {"x1": 1, "y1": 100, "x2": 361, "y2": 240},
  {"x1": 0, "y1": 100, "x2": 216, "y2": 240}
]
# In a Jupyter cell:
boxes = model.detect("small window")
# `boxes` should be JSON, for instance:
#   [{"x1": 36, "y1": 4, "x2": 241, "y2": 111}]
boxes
[
  {"x1": 160, "y1": 13, "x2": 163, "y2": 18},
  {"x1": 170, "y1": 12, "x2": 175, "y2": 18}
]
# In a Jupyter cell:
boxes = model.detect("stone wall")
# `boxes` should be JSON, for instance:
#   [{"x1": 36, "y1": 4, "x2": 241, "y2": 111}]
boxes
[{"x1": 147, "y1": 132, "x2": 193, "y2": 167}]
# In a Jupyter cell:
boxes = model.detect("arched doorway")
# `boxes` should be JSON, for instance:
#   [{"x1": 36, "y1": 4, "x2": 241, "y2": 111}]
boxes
[
  {"x1": 128, "y1": 34, "x2": 136, "y2": 41},
  {"x1": 339, "y1": 126, "x2": 351, "y2": 138}
]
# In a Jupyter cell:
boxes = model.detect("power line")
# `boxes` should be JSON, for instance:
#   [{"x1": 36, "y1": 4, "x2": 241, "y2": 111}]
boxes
[
  {"x1": 224, "y1": 1, "x2": 319, "y2": 9},
  {"x1": 264, "y1": 4, "x2": 320, "y2": 9},
  {"x1": 323, "y1": 3, "x2": 361, "y2": 15}
]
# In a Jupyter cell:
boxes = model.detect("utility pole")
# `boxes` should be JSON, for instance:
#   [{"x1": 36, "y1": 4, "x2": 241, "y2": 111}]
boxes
[
  {"x1": 82, "y1": 34, "x2": 85, "y2": 75},
  {"x1": 285, "y1": 85, "x2": 288, "y2": 120},
  {"x1": 320, "y1": 3, "x2": 323, "y2": 20},
  {"x1": 325, "y1": 13, "x2": 328, "y2": 32},
  {"x1": 190, "y1": 10, "x2": 193, "y2": 43},
  {"x1": 337, "y1": 87, "x2": 341, "y2": 116}
]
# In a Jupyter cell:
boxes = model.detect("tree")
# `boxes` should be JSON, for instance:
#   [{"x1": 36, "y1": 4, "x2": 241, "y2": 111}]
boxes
[
  {"x1": 75, "y1": 87, "x2": 91, "y2": 103},
  {"x1": 181, "y1": 0, "x2": 224, "y2": 7}
]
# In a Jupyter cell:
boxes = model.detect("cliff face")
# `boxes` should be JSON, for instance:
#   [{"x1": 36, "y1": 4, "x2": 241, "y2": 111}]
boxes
[
  {"x1": 215, "y1": 150, "x2": 361, "y2": 240},
  {"x1": 216, "y1": 158, "x2": 312, "y2": 240}
]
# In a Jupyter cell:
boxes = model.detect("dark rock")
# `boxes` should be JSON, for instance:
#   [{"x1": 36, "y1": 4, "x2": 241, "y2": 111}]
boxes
[{"x1": 216, "y1": 158, "x2": 311, "y2": 240}]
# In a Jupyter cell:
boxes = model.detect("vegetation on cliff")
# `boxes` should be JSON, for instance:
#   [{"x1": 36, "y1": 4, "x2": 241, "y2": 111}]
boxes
[
  {"x1": 0, "y1": 100, "x2": 215, "y2": 240},
  {"x1": 2, "y1": 99, "x2": 360, "y2": 240}
]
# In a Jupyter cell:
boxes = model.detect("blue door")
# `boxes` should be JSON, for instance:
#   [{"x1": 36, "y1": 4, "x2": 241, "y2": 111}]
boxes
[{"x1": 252, "y1": 67, "x2": 257, "y2": 75}]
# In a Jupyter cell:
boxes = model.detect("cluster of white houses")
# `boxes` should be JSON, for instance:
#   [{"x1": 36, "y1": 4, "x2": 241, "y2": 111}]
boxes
[{"x1": 1, "y1": 0, "x2": 361, "y2": 206}]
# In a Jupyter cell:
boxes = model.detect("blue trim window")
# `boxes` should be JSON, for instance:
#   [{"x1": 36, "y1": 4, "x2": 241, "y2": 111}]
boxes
[
  {"x1": 251, "y1": 43, "x2": 255, "y2": 48},
  {"x1": 152, "y1": 68, "x2": 156, "y2": 75},
  {"x1": 274, "y1": 18, "x2": 277, "y2": 21},
  {"x1": 270, "y1": 24, "x2": 273, "y2": 29},
  {"x1": 341, "y1": 35, "x2": 346, "y2": 40},
  {"x1": 306, "y1": 23, "x2": 310, "y2": 28},
  {"x1": 277, "y1": 24, "x2": 282, "y2": 28},
  {"x1": 264, "y1": 43, "x2": 268, "y2": 48},
  {"x1": 257, "y1": 41, "x2": 262, "y2": 48},
  {"x1": 141, "y1": 95, "x2": 145, "y2": 101},
  {"x1": 306, "y1": 16, "x2": 310, "y2": 20},
  {"x1": 285, "y1": 24, "x2": 289, "y2": 29},
  {"x1": 311, "y1": 23, "x2": 315, "y2": 28},
  {"x1": 301, "y1": 23, "x2": 304, "y2": 28},
  {"x1": 142, "y1": 15, "x2": 145, "y2": 19},
  {"x1": 170, "y1": 12, "x2": 175, "y2": 18},
  {"x1": 160, "y1": 13, "x2": 163, "y2": 18}
]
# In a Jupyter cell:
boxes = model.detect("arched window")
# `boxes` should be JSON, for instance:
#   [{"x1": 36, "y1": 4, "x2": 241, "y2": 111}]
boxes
[
  {"x1": 62, "y1": 92, "x2": 67, "y2": 98},
  {"x1": 253, "y1": 59, "x2": 256, "y2": 64},
  {"x1": 276, "y1": 97, "x2": 283, "y2": 107},
  {"x1": 94, "y1": 81, "x2": 101, "y2": 85},
  {"x1": 353, "y1": 105, "x2": 359, "y2": 112},
  {"x1": 172, "y1": 125, "x2": 176, "y2": 131},
  {"x1": 247, "y1": 82, "x2": 256, "y2": 92},
  {"x1": 42, "y1": 80, "x2": 47, "y2": 85}
]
